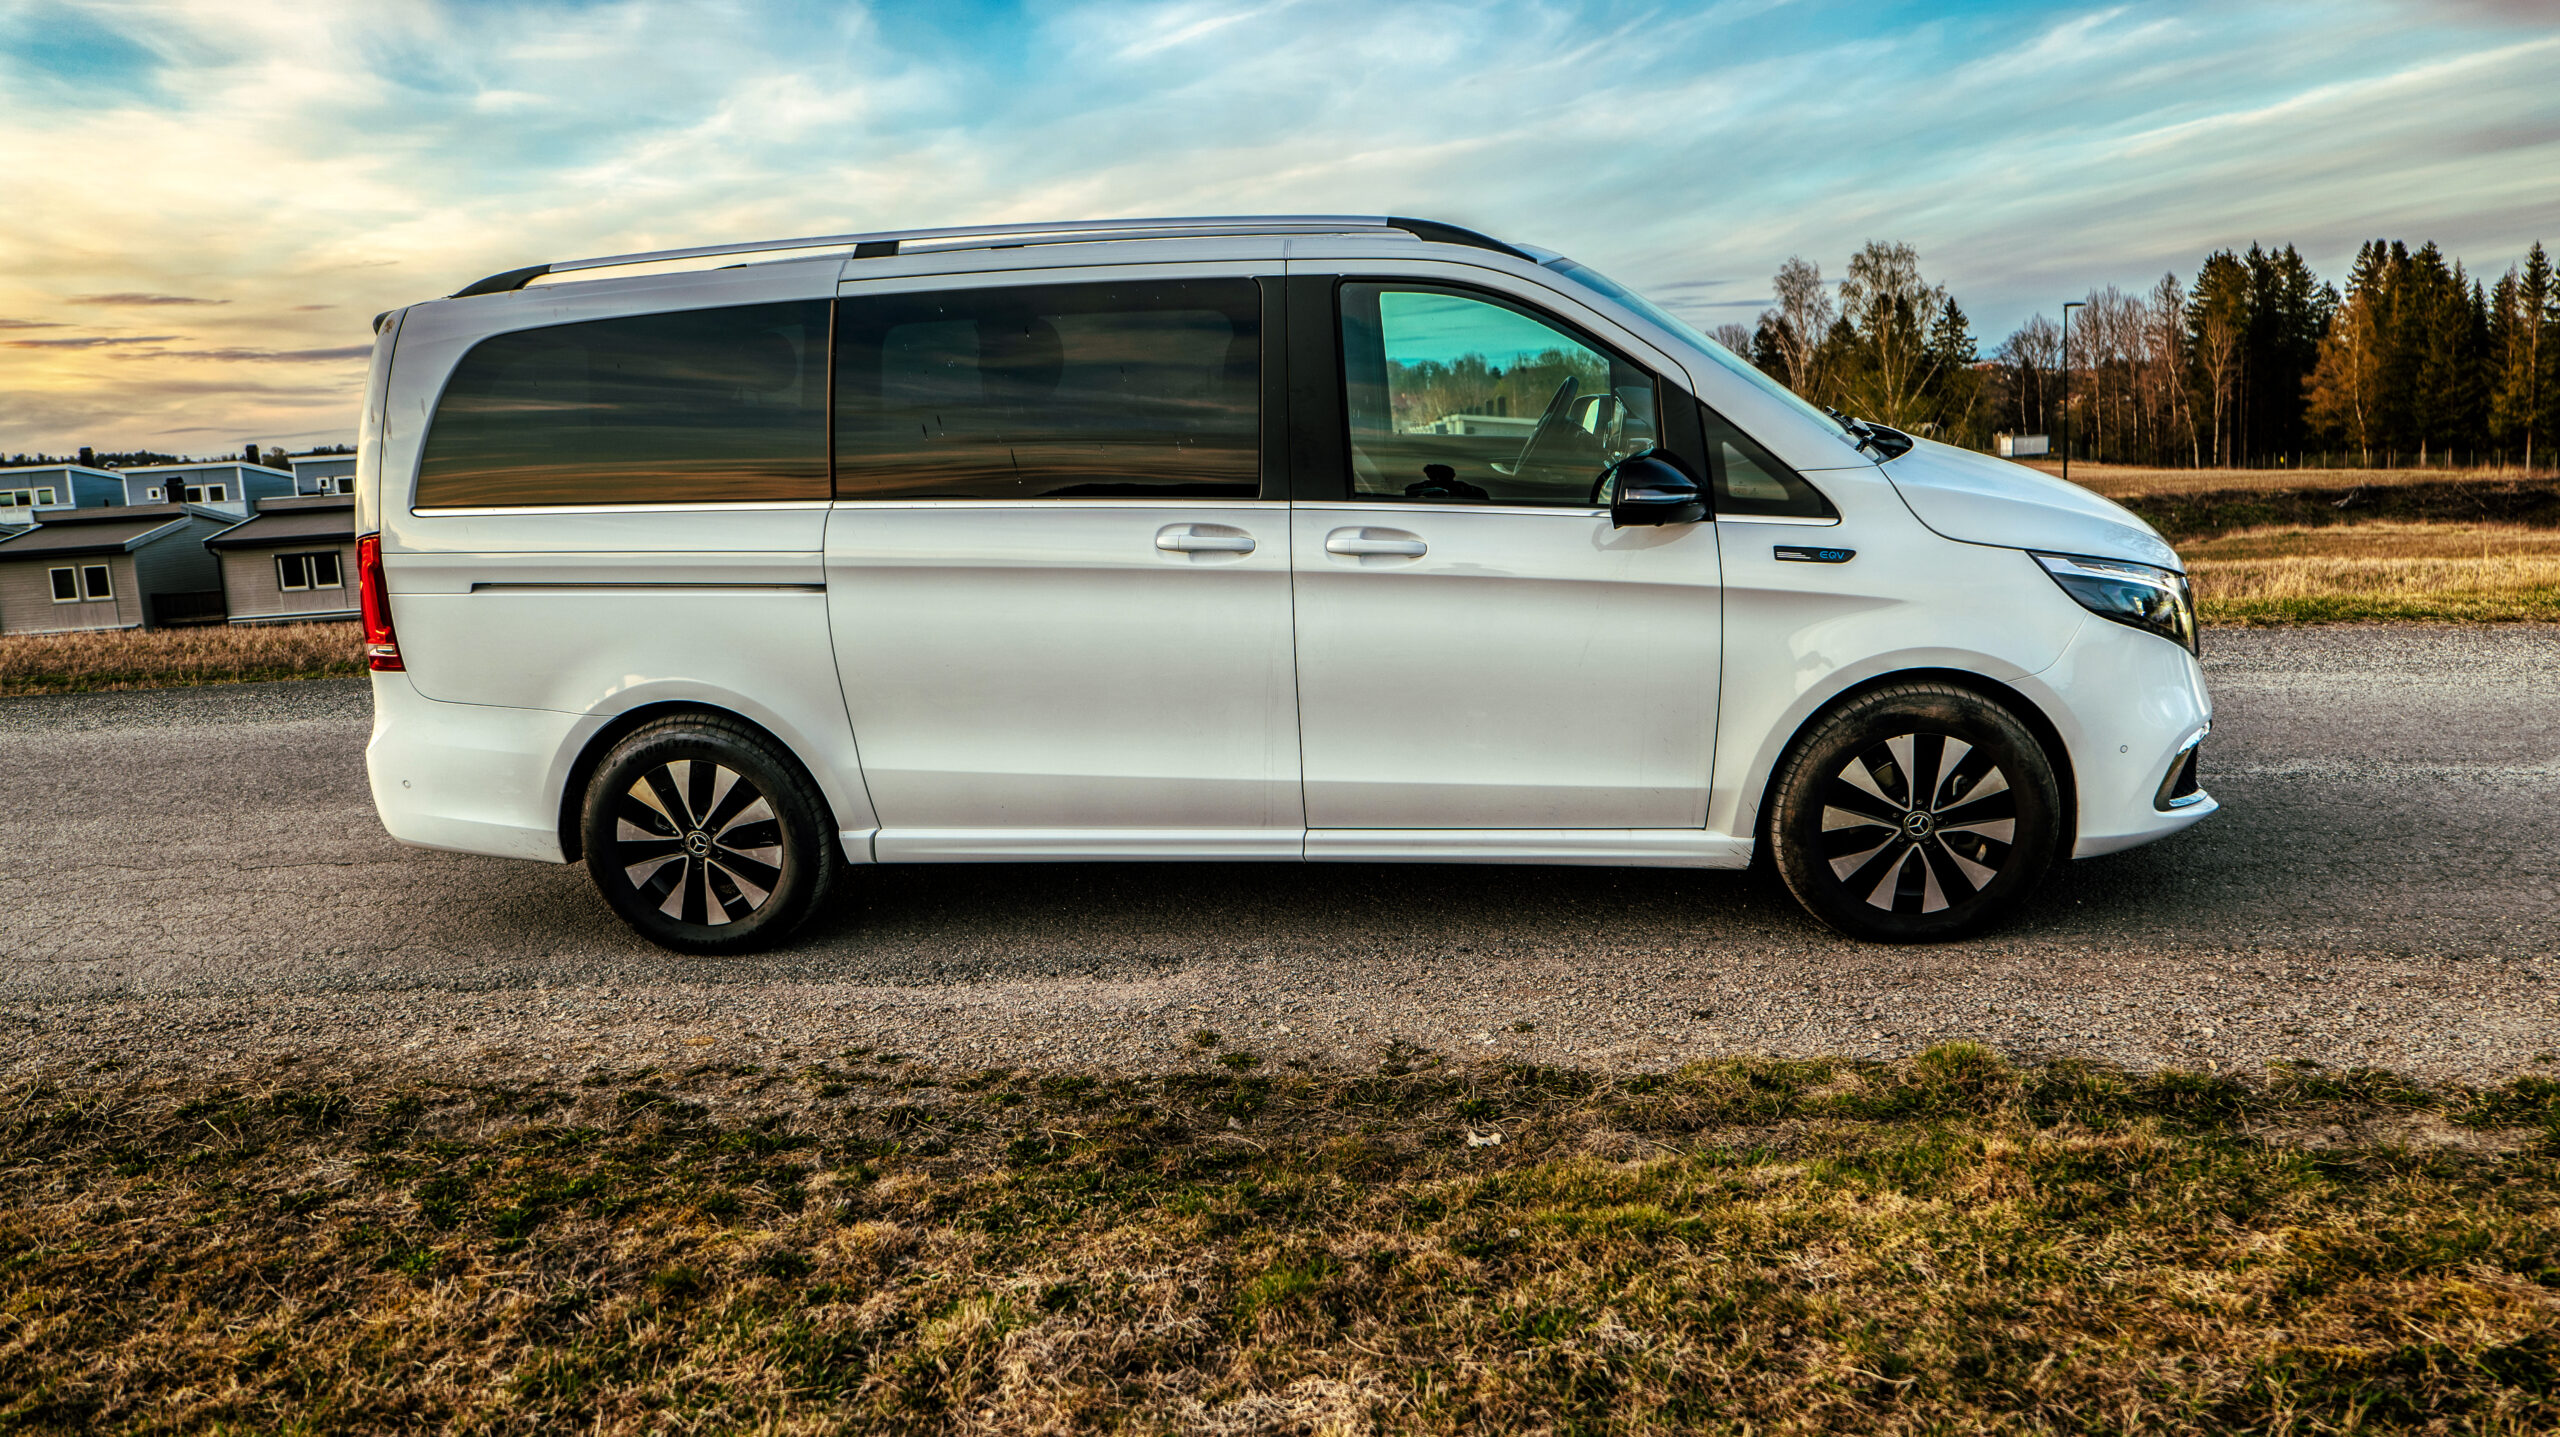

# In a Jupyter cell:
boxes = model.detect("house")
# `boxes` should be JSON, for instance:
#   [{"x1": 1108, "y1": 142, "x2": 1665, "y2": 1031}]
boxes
[
  {"x1": 0, "y1": 464, "x2": 125, "y2": 526},
  {"x1": 0, "y1": 503, "x2": 232, "y2": 633},
  {"x1": 116, "y1": 461, "x2": 294, "y2": 516},
  {"x1": 204, "y1": 495, "x2": 358, "y2": 625},
  {"x1": 288, "y1": 453, "x2": 358, "y2": 496}
]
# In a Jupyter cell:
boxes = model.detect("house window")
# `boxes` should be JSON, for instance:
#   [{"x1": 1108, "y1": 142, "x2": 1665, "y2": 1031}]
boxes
[
  {"x1": 49, "y1": 567, "x2": 78, "y2": 602},
  {"x1": 4, "y1": 489, "x2": 29, "y2": 507},
  {"x1": 333, "y1": 476, "x2": 356, "y2": 494},
  {"x1": 146, "y1": 487, "x2": 163, "y2": 501},
  {"x1": 277, "y1": 551, "x2": 344, "y2": 591},
  {"x1": 181, "y1": 483, "x2": 229, "y2": 504},
  {"x1": 36, "y1": 487, "x2": 54, "y2": 505},
  {"x1": 80, "y1": 564, "x2": 113, "y2": 601}
]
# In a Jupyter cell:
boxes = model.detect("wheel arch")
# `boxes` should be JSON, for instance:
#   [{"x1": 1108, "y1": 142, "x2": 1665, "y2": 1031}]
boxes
[
  {"x1": 1750, "y1": 667, "x2": 2079, "y2": 860},
  {"x1": 557, "y1": 701, "x2": 842, "y2": 862}
]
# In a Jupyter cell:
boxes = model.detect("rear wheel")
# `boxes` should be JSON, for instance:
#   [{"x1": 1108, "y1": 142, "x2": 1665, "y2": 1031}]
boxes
[
  {"x1": 580, "y1": 715, "x2": 836, "y2": 954},
  {"x1": 1767, "y1": 683, "x2": 2060, "y2": 942}
]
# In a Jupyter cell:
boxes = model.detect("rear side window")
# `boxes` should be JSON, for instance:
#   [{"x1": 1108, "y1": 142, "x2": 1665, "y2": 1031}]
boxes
[
  {"x1": 1702, "y1": 403, "x2": 1836, "y2": 520},
  {"x1": 414, "y1": 300, "x2": 830, "y2": 509},
  {"x1": 834, "y1": 279, "x2": 1260, "y2": 500}
]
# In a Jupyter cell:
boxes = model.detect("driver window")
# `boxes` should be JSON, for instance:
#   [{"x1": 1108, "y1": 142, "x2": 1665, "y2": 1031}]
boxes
[{"x1": 1340, "y1": 283, "x2": 1657, "y2": 505}]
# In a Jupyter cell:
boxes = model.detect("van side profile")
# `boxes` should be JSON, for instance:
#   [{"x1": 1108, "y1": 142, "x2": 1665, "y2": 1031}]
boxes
[{"x1": 358, "y1": 216, "x2": 2214, "y2": 952}]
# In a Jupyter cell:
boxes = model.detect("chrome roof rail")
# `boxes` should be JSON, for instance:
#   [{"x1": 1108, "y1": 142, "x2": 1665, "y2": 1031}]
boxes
[{"x1": 448, "y1": 215, "x2": 1532, "y2": 298}]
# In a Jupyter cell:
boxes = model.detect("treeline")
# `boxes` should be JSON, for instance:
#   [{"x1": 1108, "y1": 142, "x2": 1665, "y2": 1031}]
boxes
[{"x1": 1739, "y1": 238, "x2": 2557, "y2": 469}]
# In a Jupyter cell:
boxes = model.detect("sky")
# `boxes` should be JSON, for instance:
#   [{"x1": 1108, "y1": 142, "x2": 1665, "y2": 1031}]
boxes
[{"x1": 1, "y1": 0, "x2": 2555, "y2": 456}]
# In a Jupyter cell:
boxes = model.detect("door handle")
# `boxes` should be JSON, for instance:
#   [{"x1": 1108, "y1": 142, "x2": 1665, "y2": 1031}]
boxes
[
  {"x1": 1155, "y1": 527, "x2": 1255, "y2": 554},
  {"x1": 1324, "y1": 528, "x2": 1427, "y2": 557}
]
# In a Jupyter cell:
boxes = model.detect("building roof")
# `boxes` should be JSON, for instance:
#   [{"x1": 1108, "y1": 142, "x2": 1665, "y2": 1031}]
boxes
[
  {"x1": 118, "y1": 461, "x2": 294, "y2": 479},
  {"x1": 0, "y1": 464, "x2": 123, "y2": 483},
  {"x1": 0, "y1": 504, "x2": 195, "y2": 559},
  {"x1": 205, "y1": 497, "x2": 356, "y2": 550}
]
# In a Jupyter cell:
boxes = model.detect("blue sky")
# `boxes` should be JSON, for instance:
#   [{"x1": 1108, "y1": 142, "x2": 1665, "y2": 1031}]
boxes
[{"x1": 2, "y1": 0, "x2": 2554, "y2": 452}]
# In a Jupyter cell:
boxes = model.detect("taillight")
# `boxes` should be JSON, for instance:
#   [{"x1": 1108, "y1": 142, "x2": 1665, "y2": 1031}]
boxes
[{"x1": 357, "y1": 532, "x2": 403, "y2": 671}]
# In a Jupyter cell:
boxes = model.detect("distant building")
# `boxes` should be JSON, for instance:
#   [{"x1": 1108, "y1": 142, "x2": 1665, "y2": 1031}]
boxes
[
  {"x1": 0, "y1": 504, "x2": 231, "y2": 634},
  {"x1": 116, "y1": 461, "x2": 294, "y2": 516},
  {"x1": 0, "y1": 464, "x2": 124, "y2": 526},
  {"x1": 205, "y1": 495, "x2": 357, "y2": 625},
  {"x1": 288, "y1": 453, "x2": 358, "y2": 496},
  {"x1": 1995, "y1": 434, "x2": 2051, "y2": 459}
]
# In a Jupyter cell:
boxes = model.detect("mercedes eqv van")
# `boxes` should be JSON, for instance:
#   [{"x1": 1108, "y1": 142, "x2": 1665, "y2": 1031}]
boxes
[{"x1": 356, "y1": 216, "x2": 2213, "y2": 953}]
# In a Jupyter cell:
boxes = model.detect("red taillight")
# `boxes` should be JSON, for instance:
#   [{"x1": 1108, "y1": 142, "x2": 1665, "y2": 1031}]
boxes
[{"x1": 357, "y1": 532, "x2": 403, "y2": 672}]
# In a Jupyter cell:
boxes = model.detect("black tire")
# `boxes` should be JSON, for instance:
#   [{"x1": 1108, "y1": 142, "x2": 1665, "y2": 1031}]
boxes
[
  {"x1": 1766, "y1": 683, "x2": 2061, "y2": 942},
  {"x1": 580, "y1": 715, "x2": 837, "y2": 954}
]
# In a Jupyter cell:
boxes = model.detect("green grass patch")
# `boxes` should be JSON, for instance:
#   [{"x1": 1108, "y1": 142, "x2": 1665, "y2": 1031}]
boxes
[{"x1": 0, "y1": 1048, "x2": 2552, "y2": 1433}]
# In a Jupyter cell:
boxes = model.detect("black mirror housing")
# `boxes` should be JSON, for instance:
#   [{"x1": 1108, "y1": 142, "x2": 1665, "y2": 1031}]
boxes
[{"x1": 1597, "y1": 453, "x2": 1707, "y2": 528}]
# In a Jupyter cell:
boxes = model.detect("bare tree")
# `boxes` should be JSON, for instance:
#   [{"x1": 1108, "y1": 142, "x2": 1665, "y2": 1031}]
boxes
[
  {"x1": 1712, "y1": 322, "x2": 1755, "y2": 355},
  {"x1": 1837, "y1": 241, "x2": 1949, "y2": 429},
  {"x1": 1998, "y1": 315, "x2": 2060, "y2": 438},
  {"x1": 1759, "y1": 256, "x2": 1835, "y2": 400}
]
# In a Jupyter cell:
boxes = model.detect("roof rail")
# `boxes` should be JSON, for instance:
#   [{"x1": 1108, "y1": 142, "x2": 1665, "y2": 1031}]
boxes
[{"x1": 449, "y1": 215, "x2": 1533, "y2": 298}]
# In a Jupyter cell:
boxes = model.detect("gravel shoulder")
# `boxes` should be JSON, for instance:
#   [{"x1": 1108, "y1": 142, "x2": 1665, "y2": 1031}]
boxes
[{"x1": 3, "y1": 624, "x2": 2556, "y2": 1086}]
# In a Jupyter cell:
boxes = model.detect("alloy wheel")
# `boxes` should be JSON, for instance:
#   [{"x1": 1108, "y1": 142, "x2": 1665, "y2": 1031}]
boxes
[
  {"x1": 1818, "y1": 732, "x2": 2017, "y2": 915},
  {"x1": 614, "y1": 759, "x2": 785, "y2": 927}
]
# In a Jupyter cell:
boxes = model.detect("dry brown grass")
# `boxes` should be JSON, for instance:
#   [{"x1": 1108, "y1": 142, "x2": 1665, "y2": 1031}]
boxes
[
  {"x1": 2184, "y1": 523, "x2": 2560, "y2": 624},
  {"x1": 2019, "y1": 460, "x2": 2556, "y2": 499},
  {"x1": 1, "y1": 1047, "x2": 2553, "y2": 1435},
  {"x1": 0, "y1": 621, "x2": 359, "y2": 696}
]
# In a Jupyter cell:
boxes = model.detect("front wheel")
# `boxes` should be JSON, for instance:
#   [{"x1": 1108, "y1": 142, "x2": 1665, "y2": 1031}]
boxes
[
  {"x1": 580, "y1": 715, "x2": 837, "y2": 954},
  {"x1": 1766, "y1": 683, "x2": 2061, "y2": 942}
]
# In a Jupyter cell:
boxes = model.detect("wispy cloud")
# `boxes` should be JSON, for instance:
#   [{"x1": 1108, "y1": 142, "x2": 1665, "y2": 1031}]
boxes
[
  {"x1": 4, "y1": 335, "x2": 182, "y2": 349},
  {"x1": 0, "y1": 0, "x2": 2550, "y2": 453},
  {"x1": 68, "y1": 292, "x2": 227, "y2": 306}
]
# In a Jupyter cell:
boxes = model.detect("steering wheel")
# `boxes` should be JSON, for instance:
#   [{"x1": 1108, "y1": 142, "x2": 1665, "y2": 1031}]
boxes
[{"x1": 1494, "y1": 376, "x2": 1581, "y2": 477}]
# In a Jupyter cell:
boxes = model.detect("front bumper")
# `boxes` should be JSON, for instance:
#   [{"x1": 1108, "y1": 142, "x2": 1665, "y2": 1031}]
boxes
[{"x1": 2021, "y1": 617, "x2": 2218, "y2": 859}]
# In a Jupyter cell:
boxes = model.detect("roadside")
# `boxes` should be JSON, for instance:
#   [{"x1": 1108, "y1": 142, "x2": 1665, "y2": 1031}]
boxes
[
  {"x1": 0, "y1": 619, "x2": 357, "y2": 697},
  {"x1": 4, "y1": 1047, "x2": 2552, "y2": 1434}
]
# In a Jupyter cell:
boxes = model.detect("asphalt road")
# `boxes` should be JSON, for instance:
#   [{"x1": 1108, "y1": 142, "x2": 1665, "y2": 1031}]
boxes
[{"x1": 3, "y1": 624, "x2": 2555, "y2": 1084}]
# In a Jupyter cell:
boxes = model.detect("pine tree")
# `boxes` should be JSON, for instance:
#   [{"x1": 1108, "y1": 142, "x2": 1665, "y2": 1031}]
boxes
[
  {"x1": 2188, "y1": 253, "x2": 2252, "y2": 466},
  {"x1": 2491, "y1": 242, "x2": 2552, "y2": 469},
  {"x1": 2308, "y1": 242, "x2": 2390, "y2": 463},
  {"x1": 1925, "y1": 299, "x2": 1979, "y2": 440}
]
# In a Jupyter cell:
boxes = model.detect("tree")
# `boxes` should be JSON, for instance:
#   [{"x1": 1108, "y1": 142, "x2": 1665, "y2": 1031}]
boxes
[
  {"x1": 2188, "y1": 253, "x2": 2251, "y2": 466},
  {"x1": 1711, "y1": 322, "x2": 1755, "y2": 356},
  {"x1": 1835, "y1": 241, "x2": 1950, "y2": 430},
  {"x1": 2490, "y1": 242, "x2": 2552, "y2": 469},
  {"x1": 1757, "y1": 256, "x2": 1835, "y2": 401},
  {"x1": 1996, "y1": 314, "x2": 2059, "y2": 440},
  {"x1": 1925, "y1": 299, "x2": 1980, "y2": 441},
  {"x1": 2309, "y1": 242, "x2": 2390, "y2": 463}
]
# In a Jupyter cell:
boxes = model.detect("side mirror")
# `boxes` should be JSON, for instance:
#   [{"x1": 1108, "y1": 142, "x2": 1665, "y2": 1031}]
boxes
[{"x1": 1594, "y1": 452, "x2": 1706, "y2": 528}]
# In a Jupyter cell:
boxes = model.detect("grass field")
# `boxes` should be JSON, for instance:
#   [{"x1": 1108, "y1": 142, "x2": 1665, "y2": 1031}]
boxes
[
  {"x1": 2, "y1": 1047, "x2": 2554, "y2": 1434},
  {"x1": 2022, "y1": 460, "x2": 2556, "y2": 500},
  {"x1": 0, "y1": 620, "x2": 359, "y2": 696},
  {"x1": 2184, "y1": 523, "x2": 2560, "y2": 625}
]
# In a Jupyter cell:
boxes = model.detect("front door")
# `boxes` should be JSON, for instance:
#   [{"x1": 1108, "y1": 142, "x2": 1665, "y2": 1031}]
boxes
[
  {"x1": 1290, "y1": 278, "x2": 1723, "y2": 833},
  {"x1": 822, "y1": 270, "x2": 1303, "y2": 859}
]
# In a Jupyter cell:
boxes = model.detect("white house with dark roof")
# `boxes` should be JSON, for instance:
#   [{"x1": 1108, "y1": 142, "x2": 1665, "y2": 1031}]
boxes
[
  {"x1": 0, "y1": 503, "x2": 231, "y2": 633},
  {"x1": 0, "y1": 464, "x2": 125, "y2": 526},
  {"x1": 205, "y1": 495, "x2": 358, "y2": 624},
  {"x1": 117, "y1": 461, "x2": 294, "y2": 516},
  {"x1": 288, "y1": 453, "x2": 358, "y2": 496}
]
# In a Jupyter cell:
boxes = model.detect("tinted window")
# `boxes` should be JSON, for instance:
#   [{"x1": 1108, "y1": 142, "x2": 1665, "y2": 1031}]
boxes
[
  {"x1": 49, "y1": 567, "x2": 77, "y2": 601},
  {"x1": 1340, "y1": 284, "x2": 1657, "y2": 506},
  {"x1": 834, "y1": 280, "x2": 1260, "y2": 500},
  {"x1": 415, "y1": 300, "x2": 830, "y2": 509},
  {"x1": 1702, "y1": 403, "x2": 1836, "y2": 519}
]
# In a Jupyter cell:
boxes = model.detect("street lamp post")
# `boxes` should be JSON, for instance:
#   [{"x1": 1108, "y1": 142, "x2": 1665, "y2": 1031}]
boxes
[{"x1": 2060, "y1": 300, "x2": 2086, "y2": 486}]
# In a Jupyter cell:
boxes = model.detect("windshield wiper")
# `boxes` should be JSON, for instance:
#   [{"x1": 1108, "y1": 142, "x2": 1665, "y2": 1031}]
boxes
[{"x1": 1823, "y1": 408, "x2": 1914, "y2": 461}]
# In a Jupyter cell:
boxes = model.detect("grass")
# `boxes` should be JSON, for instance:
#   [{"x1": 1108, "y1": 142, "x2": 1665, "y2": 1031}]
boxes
[
  {"x1": 0, "y1": 620, "x2": 360, "y2": 696},
  {"x1": 2184, "y1": 523, "x2": 2560, "y2": 625},
  {"x1": 2, "y1": 1046, "x2": 2553, "y2": 1434},
  {"x1": 2023, "y1": 460, "x2": 2557, "y2": 500}
]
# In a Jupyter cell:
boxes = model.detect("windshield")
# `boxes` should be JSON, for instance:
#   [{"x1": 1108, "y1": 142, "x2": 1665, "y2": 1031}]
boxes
[{"x1": 1544, "y1": 257, "x2": 1855, "y2": 442}]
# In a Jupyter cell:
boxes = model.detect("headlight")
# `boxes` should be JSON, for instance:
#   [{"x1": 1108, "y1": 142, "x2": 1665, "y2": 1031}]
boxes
[{"x1": 2032, "y1": 551, "x2": 2197, "y2": 653}]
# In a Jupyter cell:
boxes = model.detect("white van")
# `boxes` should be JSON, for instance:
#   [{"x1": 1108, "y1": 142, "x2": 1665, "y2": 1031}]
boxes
[{"x1": 356, "y1": 216, "x2": 2213, "y2": 952}]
